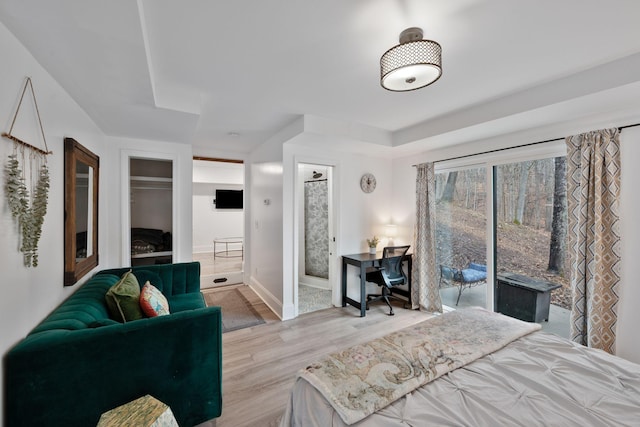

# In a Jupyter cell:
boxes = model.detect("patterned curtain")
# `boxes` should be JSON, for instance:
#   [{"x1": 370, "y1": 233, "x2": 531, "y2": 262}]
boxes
[
  {"x1": 566, "y1": 128, "x2": 621, "y2": 354},
  {"x1": 412, "y1": 163, "x2": 442, "y2": 312}
]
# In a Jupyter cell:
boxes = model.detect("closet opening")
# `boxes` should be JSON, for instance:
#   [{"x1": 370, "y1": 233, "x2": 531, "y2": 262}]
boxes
[{"x1": 129, "y1": 158, "x2": 173, "y2": 267}]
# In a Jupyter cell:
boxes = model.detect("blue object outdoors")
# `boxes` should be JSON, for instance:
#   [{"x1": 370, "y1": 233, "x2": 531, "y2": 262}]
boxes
[{"x1": 439, "y1": 263, "x2": 487, "y2": 306}]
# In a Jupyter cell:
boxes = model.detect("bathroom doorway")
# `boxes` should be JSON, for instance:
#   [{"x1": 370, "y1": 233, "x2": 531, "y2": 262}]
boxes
[{"x1": 297, "y1": 164, "x2": 333, "y2": 314}]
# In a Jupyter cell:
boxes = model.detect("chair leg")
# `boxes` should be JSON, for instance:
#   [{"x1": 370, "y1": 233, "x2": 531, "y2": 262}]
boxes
[
  {"x1": 456, "y1": 284, "x2": 463, "y2": 306},
  {"x1": 383, "y1": 295, "x2": 394, "y2": 316},
  {"x1": 382, "y1": 287, "x2": 394, "y2": 315},
  {"x1": 367, "y1": 286, "x2": 408, "y2": 315}
]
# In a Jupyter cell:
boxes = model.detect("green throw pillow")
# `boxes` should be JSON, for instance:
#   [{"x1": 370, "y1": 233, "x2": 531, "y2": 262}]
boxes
[{"x1": 105, "y1": 270, "x2": 145, "y2": 322}]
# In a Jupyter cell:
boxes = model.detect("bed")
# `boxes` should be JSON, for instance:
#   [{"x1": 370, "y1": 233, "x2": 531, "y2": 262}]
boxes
[{"x1": 280, "y1": 308, "x2": 640, "y2": 426}]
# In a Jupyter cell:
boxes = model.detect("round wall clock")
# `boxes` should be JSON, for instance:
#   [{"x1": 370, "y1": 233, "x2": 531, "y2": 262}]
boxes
[{"x1": 360, "y1": 173, "x2": 376, "y2": 193}]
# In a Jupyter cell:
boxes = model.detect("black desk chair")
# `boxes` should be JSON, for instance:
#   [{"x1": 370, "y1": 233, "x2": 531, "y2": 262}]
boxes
[{"x1": 365, "y1": 245, "x2": 411, "y2": 316}]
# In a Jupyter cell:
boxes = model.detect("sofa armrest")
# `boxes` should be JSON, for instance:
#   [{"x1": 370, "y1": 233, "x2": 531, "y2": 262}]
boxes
[{"x1": 5, "y1": 306, "x2": 222, "y2": 427}]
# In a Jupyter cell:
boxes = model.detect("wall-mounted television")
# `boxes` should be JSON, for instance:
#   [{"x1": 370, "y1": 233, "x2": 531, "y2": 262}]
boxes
[{"x1": 215, "y1": 189, "x2": 243, "y2": 209}]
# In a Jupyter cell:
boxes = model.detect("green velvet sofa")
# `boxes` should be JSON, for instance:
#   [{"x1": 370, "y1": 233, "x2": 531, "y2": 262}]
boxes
[{"x1": 4, "y1": 262, "x2": 222, "y2": 427}]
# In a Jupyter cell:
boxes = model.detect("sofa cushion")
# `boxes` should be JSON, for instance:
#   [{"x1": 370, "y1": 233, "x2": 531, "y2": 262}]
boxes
[
  {"x1": 88, "y1": 319, "x2": 119, "y2": 328},
  {"x1": 461, "y1": 267, "x2": 487, "y2": 283},
  {"x1": 468, "y1": 262, "x2": 487, "y2": 272},
  {"x1": 105, "y1": 270, "x2": 145, "y2": 322},
  {"x1": 140, "y1": 281, "x2": 170, "y2": 317},
  {"x1": 133, "y1": 270, "x2": 164, "y2": 292},
  {"x1": 167, "y1": 293, "x2": 206, "y2": 313}
]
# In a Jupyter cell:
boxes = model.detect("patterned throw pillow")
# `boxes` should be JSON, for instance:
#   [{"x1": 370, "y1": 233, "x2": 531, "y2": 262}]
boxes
[
  {"x1": 105, "y1": 270, "x2": 145, "y2": 323},
  {"x1": 140, "y1": 281, "x2": 170, "y2": 317}
]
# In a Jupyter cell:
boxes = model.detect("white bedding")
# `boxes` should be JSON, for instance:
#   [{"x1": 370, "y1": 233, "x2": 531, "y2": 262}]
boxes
[{"x1": 281, "y1": 326, "x2": 640, "y2": 426}]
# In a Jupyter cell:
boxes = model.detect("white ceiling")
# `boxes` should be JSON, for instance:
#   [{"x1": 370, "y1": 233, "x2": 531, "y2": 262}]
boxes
[{"x1": 2, "y1": 0, "x2": 640, "y2": 156}]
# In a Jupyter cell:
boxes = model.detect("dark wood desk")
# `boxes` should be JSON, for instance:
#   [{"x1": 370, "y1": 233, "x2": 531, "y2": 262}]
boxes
[{"x1": 341, "y1": 252, "x2": 412, "y2": 317}]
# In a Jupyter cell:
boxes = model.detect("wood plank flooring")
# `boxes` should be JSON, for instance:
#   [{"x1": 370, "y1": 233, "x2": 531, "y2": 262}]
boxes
[
  {"x1": 203, "y1": 285, "x2": 434, "y2": 427},
  {"x1": 194, "y1": 251, "x2": 243, "y2": 276}
]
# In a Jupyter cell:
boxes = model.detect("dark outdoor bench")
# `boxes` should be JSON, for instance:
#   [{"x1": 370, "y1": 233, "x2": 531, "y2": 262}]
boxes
[
  {"x1": 439, "y1": 262, "x2": 487, "y2": 305},
  {"x1": 496, "y1": 272, "x2": 561, "y2": 322}
]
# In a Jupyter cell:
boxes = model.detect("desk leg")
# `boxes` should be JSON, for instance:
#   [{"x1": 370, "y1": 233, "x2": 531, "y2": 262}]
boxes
[
  {"x1": 341, "y1": 259, "x2": 347, "y2": 307},
  {"x1": 408, "y1": 257, "x2": 413, "y2": 307},
  {"x1": 360, "y1": 265, "x2": 367, "y2": 317}
]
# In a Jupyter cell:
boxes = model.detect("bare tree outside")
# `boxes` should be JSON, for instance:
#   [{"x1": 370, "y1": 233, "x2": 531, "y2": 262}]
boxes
[
  {"x1": 515, "y1": 161, "x2": 532, "y2": 224},
  {"x1": 440, "y1": 171, "x2": 458, "y2": 202},
  {"x1": 548, "y1": 157, "x2": 567, "y2": 274}
]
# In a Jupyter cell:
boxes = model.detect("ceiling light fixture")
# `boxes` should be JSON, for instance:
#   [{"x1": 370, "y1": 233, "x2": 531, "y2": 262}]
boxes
[{"x1": 380, "y1": 27, "x2": 442, "y2": 92}]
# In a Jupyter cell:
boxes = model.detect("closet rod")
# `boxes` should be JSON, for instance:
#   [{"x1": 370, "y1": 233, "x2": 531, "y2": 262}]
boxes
[{"x1": 412, "y1": 121, "x2": 640, "y2": 166}]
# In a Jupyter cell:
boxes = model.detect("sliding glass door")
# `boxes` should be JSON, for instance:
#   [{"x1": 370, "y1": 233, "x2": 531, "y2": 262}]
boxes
[
  {"x1": 494, "y1": 157, "x2": 569, "y2": 335},
  {"x1": 435, "y1": 166, "x2": 487, "y2": 308},
  {"x1": 432, "y1": 141, "x2": 570, "y2": 337}
]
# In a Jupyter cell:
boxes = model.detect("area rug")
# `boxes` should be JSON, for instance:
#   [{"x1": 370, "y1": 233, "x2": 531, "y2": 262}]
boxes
[{"x1": 203, "y1": 288, "x2": 266, "y2": 333}]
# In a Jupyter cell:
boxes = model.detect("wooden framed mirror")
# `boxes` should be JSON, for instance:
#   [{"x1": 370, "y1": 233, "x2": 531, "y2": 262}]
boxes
[{"x1": 64, "y1": 137, "x2": 99, "y2": 286}]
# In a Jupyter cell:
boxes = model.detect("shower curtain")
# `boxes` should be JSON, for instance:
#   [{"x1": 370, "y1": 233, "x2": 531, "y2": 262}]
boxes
[{"x1": 304, "y1": 180, "x2": 329, "y2": 279}]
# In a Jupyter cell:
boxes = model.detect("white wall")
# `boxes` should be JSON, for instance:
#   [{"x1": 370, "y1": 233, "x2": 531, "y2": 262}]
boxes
[
  {"x1": 193, "y1": 159, "x2": 244, "y2": 184},
  {"x1": 193, "y1": 183, "x2": 244, "y2": 252},
  {"x1": 0, "y1": 21, "x2": 108, "y2": 419},
  {"x1": 247, "y1": 145, "x2": 284, "y2": 316},
  {"x1": 617, "y1": 127, "x2": 640, "y2": 363},
  {"x1": 392, "y1": 123, "x2": 640, "y2": 364},
  {"x1": 131, "y1": 186, "x2": 173, "y2": 231},
  {"x1": 192, "y1": 160, "x2": 244, "y2": 253}
]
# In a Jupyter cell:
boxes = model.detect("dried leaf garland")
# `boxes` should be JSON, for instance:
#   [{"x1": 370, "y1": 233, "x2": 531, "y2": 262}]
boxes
[
  {"x1": 4, "y1": 154, "x2": 50, "y2": 267},
  {"x1": 5, "y1": 154, "x2": 28, "y2": 219}
]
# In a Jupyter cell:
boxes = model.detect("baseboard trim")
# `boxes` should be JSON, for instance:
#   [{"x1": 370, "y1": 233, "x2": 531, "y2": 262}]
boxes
[
  {"x1": 299, "y1": 275, "x2": 330, "y2": 290},
  {"x1": 249, "y1": 277, "x2": 283, "y2": 320}
]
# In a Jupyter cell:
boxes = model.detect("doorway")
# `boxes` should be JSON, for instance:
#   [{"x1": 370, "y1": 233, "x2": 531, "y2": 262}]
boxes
[
  {"x1": 192, "y1": 158, "x2": 245, "y2": 288},
  {"x1": 129, "y1": 157, "x2": 174, "y2": 267},
  {"x1": 494, "y1": 156, "x2": 570, "y2": 337},
  {"x1": 297, "y1": 164, "x2": 334, "y2": 314}
]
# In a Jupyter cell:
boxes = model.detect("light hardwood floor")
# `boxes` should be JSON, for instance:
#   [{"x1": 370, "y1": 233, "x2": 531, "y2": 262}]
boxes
[
  {"x1": 194, "y1": 251, "x2": 243, "y2": 276},
  {"x1": 203, "y1": 286, "x2": 434, "y2": 427}
]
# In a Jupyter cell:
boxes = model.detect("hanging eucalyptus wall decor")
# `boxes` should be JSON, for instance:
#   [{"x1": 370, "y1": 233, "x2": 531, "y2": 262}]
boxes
[{"x1": 2, "y1": 77, "x2": 52, "y2": 267}]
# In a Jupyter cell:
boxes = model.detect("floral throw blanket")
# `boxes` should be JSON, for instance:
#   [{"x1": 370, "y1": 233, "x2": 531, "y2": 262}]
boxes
[{"x1": 298, "y1": 308, "x2": 541, "y2": 425}]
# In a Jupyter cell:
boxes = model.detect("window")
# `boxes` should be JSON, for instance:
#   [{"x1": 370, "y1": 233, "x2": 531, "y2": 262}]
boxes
[{"x1": 435, "y1": 166, "x2": 487, "y2": 308}]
